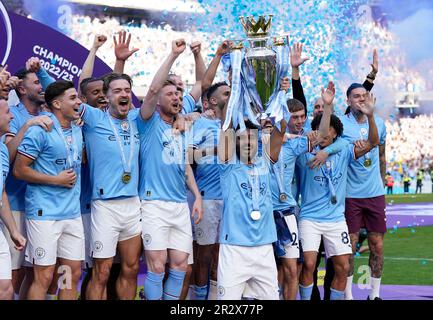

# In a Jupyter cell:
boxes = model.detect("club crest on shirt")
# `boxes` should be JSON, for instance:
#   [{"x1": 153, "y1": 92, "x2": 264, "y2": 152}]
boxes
[{"x1": 240, "y1": 182, "x2": 267, "y2": 199}]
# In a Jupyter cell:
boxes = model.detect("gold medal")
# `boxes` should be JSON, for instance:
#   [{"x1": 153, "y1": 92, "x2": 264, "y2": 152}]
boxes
[
  {"x1": 279, "y1": 193, "x2": 288, "y2": 202},
  {"x1": 122, "y1": 172, "x2": 131, "y2": 184},
  {"x1": 250, "y1": 210, "x2": 261, "y2": 221},
  {"x1": 364, "y1": 158, "x2": 372, "y2": 167}
]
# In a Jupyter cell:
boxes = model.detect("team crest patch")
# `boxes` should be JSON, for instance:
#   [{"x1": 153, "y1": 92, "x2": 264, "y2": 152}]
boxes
[
  {"x1": 35, "y1": 247, "x2": 46, "y2": 259},
  {"x1": 196, "y1": 228, "x2": 204, "y2": 238},
  {"x1": 218, "y1": 286, "x2": 225, "y2": 297},
  {"x1": 94, "y1": 241, "x2": 103, "y2": 252},
  {"x1": 143, "y1": 234, "x2": 152, "y2": 246}
]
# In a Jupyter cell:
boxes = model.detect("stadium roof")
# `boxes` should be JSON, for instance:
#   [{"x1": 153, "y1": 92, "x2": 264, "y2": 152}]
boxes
[{"x1": 66, "y1": 0, "x2": 205, "y2": 13}]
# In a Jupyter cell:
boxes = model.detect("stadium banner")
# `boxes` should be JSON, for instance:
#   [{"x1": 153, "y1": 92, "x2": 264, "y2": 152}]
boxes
[
  {"x1": 0, "y1": 7, "x2": 140, "y2": 104},
  {"x1": 0, "y1": 9, "x2": 112, "y2": 84}
]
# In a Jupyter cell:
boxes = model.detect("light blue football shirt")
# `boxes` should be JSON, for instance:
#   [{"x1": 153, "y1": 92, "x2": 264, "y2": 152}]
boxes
[
  {"x1": 182, "y1": 94, "x2": 196, "y2": 115},
  {"x1": 340, "y1": 112, "x2": 386, "y2": 198},
  {"x1": 1, "y1": 141, "x2": 9, "y2": 194},
  {"x1": 219, "y1": 156, "x2": 277, "y2": 246},
  {"x1": 80, "y1": 104, "x2": 140, "y2": 200},
  {"x1": 190, "y1": 117, "x2": 222, "y2": 200},
  {"x1": 5, "y1": 103, "x2": 50, "y2": 212},
  {"x1": 296, "y1": 144, "x2": 355, "y2": 223},
  {"x1": 17, "y1": 114, "x2": 82, "y2": 220},
  {"x1": 136, "y1": 112, "x2": 191, "y2": 202},
  {"x1": 270, "y1": 137, "x2": 309, "y2": 211}
]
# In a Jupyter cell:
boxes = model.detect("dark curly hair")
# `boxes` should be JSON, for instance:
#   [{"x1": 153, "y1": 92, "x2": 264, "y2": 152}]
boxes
[{"x1": 311, "y1": 113, "x2": 344, "y2": 137}]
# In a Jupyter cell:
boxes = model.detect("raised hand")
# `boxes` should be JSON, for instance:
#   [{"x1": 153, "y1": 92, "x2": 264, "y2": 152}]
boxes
[
  {"x1": 93, "y1": 34, "x2": 107, "y2": 50},
  {"x1": 56, "y1": 169, "x2": 77, "y2": 188},
  {"x1": 190, "y1": 41, "x2": 202, "y2": 56},
  {"x1": 25, "y1": 57, "x2": 42, "y2": 73},
  {"x1": 359, "y1": 92, "x2": 376, "y2": 116},
  {"x1": 321, "y1": 81, "x2": 335, "y2": 106},
  {"x1": 371, "y1": 48, "x2": 378, "y2": 74},
  {"x1": 172, "y1": 39, "x2": 187, "y2": 56},
  {"x1": 0, "y1": 65, "x2": 10, "y2": 88},
  {"x1": 290, "y1": 42, "x2": 310, "y2": 68},
  {"x1": 114, "y1": 31, "x2": 138, "y2": 61},
  {"x1": 216, "y1": 40, "x2": 231, "y2": 57},
  {"x1": 6, "y1": 76, "x2": 21, "y2": 90}
]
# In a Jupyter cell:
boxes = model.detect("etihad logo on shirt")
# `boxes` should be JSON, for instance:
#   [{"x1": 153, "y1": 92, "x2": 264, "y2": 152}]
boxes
[
  {"x1": 240, "y1": 182, "x2": 267, "y2": 199},
  {"x1": 108, "y1": 133, "x2": 140, "y2": 144},
  {"x1": 313, "y1": 172, "x2": 343, "y2": 187}
]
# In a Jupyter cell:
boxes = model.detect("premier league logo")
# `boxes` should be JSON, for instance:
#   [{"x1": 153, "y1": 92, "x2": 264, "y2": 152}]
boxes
[{"x1": 35, "y1": 247, "x2": 46, "y2": 259}]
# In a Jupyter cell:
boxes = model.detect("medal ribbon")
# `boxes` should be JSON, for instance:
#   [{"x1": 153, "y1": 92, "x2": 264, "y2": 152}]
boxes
[
  {"x1": 272, "y1": 159, "x2": 286, "y2": 197},
  {"x1": 106, "y1": 111, "x2": 134, "y2": 175},
  {"x1": 321, "y1": 160, "x2": 336, "y2": 203},
  {"x1": 248, "y1": 164, "x2": 261, "y2": 211},
  {"x1": 54, "y1": 122, "x2": 78, "y2": 170}
]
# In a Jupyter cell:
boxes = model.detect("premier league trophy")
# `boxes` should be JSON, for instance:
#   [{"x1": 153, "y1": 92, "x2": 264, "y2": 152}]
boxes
[{"x1": 222, "y1": 15, "x2": 290, "y2": 131}]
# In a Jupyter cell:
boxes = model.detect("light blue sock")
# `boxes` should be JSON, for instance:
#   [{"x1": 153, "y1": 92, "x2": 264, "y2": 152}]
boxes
[
  {"x1": 299, "y1": 283, "x2": 313, "y2": 300},
  {"x1": 144, "y1": 271, "x2": 165, "y2": 300},
  {"x1": 194, "y1": 285, "x2": 208, "y2": 300},
  {"x1": 330, "y1": 288, "x2": 345, "y2": 300},
  {"x1": 163, "y1": 269, "x2": 186, "y2": 300}
]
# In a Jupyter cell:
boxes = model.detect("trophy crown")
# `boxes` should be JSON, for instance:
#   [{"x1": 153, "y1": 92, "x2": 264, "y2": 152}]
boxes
[{"x1": 240, "y1": 15, "x2": 273, "y2": 38}]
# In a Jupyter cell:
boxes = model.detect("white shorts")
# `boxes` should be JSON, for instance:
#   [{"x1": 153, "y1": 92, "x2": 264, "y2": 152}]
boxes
[
  {"x1": 90, "y1": 196, "x2": 141, "y2": 259},
  {"x1": 217, "y1": 244, "x2": 279, "y2": 300},
  {"x1": 0, "y1": 230, "x2": 12, "y2": 280},
  {"x1": 194, "y1": 200, "x2": 223, "y2": 246},
  {"x1": 25, "y1": 217, "x2": 85, "y2": 266},
  {"x1": 281, "y1": 214, "x2": 300, "y2": 259},
  {"x1": 299, "y1": 220, "x2": 352, "y2": 257},
  {"x1": 81, "y1": 214, "x2": 92, "y2": 269},
  {"x1": 0, "y1": 210, "x2": 26, "y2": 270},
  {"x1": 141, "y1": 200, "x2": 192, "y2": 257}
]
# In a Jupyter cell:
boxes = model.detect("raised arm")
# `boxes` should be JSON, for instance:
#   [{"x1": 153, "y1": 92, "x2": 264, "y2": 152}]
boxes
[
  {"x1": 78, "y1": 34, "x2": 107, "y2": 94},
  {"x1": 363, "y1": 49, "x2": 378, "y2": 91},
  {"x1": 317, "y1": 81, "x2": 335, "y2": 141},
  {"x1": 202, "y1": 40, "x2": 231, "y2": 91},
  {"x1": 290, "y1": 42, "x2": 309, "y2": 112},
  {"x1": 353, "y1": 92, "x2": 380, "y2": 159},
  {"x1": 191, "y1": 41, "x2": 206, "y2": 82},
  {"x1": 113, "y1": 30, "x2": 139, "y2": 75},
  {"x1": 268, "y1": 120, "x2": 288, "y2": 163},
  {"x1": 140, "y1": 39, "x2": 186, "y2": 120},
  {"x1": 26, "y1": 57, "x2": 55, "y2": 90}
]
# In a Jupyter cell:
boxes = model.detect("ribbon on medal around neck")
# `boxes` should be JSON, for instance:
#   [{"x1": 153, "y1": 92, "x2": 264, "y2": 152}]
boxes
[
  {"x1": 248, "y1": 164, "x2": 261, "y2": 212},
  {"x1": 266, "y1": 44, "x2": 291, "y2": 126},
  {"x1": 222, "y1": 49, "x2": 244, "y2": 132},
  {"x1": 321, "y1": 160, "x2": 337, "y2": 204},
  {"x1": 273, "y1": 159, "x2": 286, "y2": 199},
  {"x1": 106, "y1": 110, "x2": 135, "y2": 176},
  {"x1": 53, "y1": 120, "x2": 78, "y2": 170}
]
